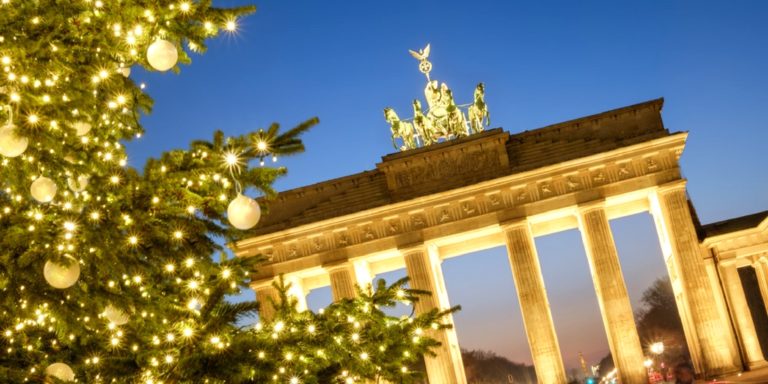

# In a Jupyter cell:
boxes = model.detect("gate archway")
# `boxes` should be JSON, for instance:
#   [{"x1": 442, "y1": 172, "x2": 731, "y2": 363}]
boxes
[{"x1": 235, "y1": 99, "x2": 749, "y2": 383}]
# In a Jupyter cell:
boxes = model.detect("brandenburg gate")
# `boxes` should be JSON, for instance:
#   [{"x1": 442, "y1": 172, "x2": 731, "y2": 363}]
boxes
[{"x1": 234, "y1": 48, "x2": 768, "y2": 383}]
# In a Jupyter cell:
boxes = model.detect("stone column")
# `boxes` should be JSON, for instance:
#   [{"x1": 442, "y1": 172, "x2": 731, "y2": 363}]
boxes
[
  {"x1": 650, "y1": 183, "x2": 742, "y2": 376},
  {"x1": 254, "y1": 280, "x2": 280, "y2": 323},
  {"x1": 353, "y1": 259, "x2": 374, "y2": 294},
  {"x1": 283, "y1": 275, "x2": 308, "y2": 312},
  {"x1": 577, "y1": 203, "x2": 647, "y2": 384},
  {"x1": 402, "y1": 244, "x2": 466, "y2": 384},
  {"x1": 501, "y1": 220, "x2": 567, "y2": 384},
  {"x1": 327, "y1": 262, "x2": 358, "y2": 301},
  {"x1": 722, "y1": 264, "x2": 766, "y2": 366}
]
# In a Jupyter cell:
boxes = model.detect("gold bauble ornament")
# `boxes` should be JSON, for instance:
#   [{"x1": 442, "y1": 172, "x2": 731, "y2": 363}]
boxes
[
  {"x1": 103, "y1": 304, "x2": 129, "y2": 325},
  {"x1": 227, "y1": 194, "x2": 261, "y2": 230},
  {"x1": 146, "y1": 39, "x2": 178, "y2": 71},
  {"x1": 45, "y1": 362, "x2": 75, "y2": 382},
  {"x1": 30, "y1": 176, "x2": 57, "y2": 203},
  {"x1": 43, "y1": 256, "x2": 80, "y2": 289},
  {"x1": 67, "y1": 175, "x2": 89, "y2": 192},
  {"x1": 0, "y1": 123, "x2": 28, "y2": 157},
  {"x1": 72, "y1": 121, "x2": 91, "y2": 136}
]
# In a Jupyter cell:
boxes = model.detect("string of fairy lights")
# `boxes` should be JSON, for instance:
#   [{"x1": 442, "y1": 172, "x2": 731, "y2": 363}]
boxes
[{"x1": 0, "y1": 1, "x2": 444, "y2": 383}]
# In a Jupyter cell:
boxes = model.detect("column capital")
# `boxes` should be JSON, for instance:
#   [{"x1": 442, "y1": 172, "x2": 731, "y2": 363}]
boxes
[
  {"x1": 251, "y1": 278, "x2": 276, "y2": 290},
  {"x1": 577, "y1": 199, "x2": 606, "y2": 215},
  {"x1": 656, "y1": 179, "x2": 688, "y2": 195},
  {"x1": 323, "y1": 259, "x2": 352, "y2": 272},
  {"x1": 498, "y1": 218, "x2": 530, "y2": 231},
  {"x1": 398, "y1": 242, "x2": 427, "y2": 256}
]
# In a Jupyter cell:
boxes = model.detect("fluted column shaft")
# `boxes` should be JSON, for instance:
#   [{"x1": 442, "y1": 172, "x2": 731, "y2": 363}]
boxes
[
  {"x1": 722, "y1": 265, "x2": 765, "y2": 365},
  {"x1": 328, "y1": 263, "x2": 358, "y2": 301},
  {"x1": 502, "y1": 221, "x2": 567, "y2": 384},
  {"x1": 403, "y1": 245, "x2": 466, "y2": 384},
  {"x1": 652, "y1": 185, "x2": 741, "y2": 375},
  {"x1": 255, "y1": 283, "x2": 280, "y2": 323},
  {"x1": 578, "y1": 206, "x2": 647, "y2": 384}
]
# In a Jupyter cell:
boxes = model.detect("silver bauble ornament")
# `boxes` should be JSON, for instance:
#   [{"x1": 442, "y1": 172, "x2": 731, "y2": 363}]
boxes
[
  {"x1": 72, "y1": 121, "x2": 91, "y2": 136},
  {"x1": 44, "y1": 256, "x2": 80, "y2": 289},
  {"x1": 45, "y1": 362, "x2": 75, "y2": 382},
  {"x1": 0, "y1": 123, "x2": 28, "y2": 157},
  {"x1": 146, "y1": 39, "x2": 178, "y2": 71},
  {"x1": 103, "y1": 304, "x2": 129, "y2": 325},
  {"x1": 227, "y1": 194, "x2": 261, "y2": 230},
  {"x1": 30, "y1": 176, "x2": 57, "y2": 203},
  {"x1": 67, "y1": 175, "x2": 89, "y2": 192}
]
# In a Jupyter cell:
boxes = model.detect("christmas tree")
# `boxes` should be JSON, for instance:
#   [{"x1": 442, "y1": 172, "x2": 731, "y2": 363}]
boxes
[{"x1": 0, "y1": 1, "x2": 456, "y2": 382}]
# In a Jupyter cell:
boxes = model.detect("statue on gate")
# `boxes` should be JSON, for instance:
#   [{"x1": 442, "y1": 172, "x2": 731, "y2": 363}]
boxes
[
  {"x1": 384, "y1": 108, "x2": 416, "y2": 151},
  {"x1": 468, "y1": 82, "x2": 490, "y2": 134},
  {"x1": 384, "y1": 44, "x2": 490, "y2": 151}
]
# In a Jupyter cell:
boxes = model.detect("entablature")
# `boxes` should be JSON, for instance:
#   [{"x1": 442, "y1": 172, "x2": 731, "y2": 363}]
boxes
[{"x1": 234, "y1": 132, "x2": 688, "y2": 280}]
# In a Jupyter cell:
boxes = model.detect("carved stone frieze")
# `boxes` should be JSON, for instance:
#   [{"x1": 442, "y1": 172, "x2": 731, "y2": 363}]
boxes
[{"x1": 257, "y1": 146, "x2": 681, "y2": 264}]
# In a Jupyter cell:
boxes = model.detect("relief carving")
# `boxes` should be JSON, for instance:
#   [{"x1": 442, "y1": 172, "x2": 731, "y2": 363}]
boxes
[
  {"x1": 618, "y1": 165, "x2": 631, "y2": 178},
  {"x1": 593, "y1": 171, "x2": 606, "y2": 184},
  {"x1": 412, "y1": 214, "x2": 426, "y2": 228},
  {"x1": 540, "y1": 182, "x2": 552, "y2": 196},
  {"x1": 646, "y1": 158, "x2": 658, "y2": 171},
  {"x1": 388, "y1": 221, "x2": 400, "y2": 234},
  {"x1": 566, "y1": 177, "x2": 581, "y2": 191},
  {"x1": 488, "y1": 193, "x2": 502, "y2": 206},
  {"x1": 393, "y1": 149, "x2": 501, "y2": 188},
  {"x1": 337, "y1": 233, "x2": 350, "y2": 246},
  {"x1": 461, "y1": 201, "x2": 477, "y2": 215},
  {"x1": 439, "y1": 209, "x2": 452, "y2": 223}
]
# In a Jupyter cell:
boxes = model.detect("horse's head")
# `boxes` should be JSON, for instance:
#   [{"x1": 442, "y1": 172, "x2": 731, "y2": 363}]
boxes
[{"x1": 383, "y1": 107, "x2": 398, "y2": 123}]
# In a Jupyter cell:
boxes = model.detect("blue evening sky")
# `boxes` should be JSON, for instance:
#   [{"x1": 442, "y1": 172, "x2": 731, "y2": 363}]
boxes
[{"x1": 126, "y1": 0, "x2": 768, "y2": 370}]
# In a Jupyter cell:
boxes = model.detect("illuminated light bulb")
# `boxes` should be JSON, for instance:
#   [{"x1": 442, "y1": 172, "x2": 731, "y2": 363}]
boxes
[
  {"x1": 67, "y1": 175, "x2": 88, "y2": 192},
  {"x1": 128, "y1": 235, "x2": 138, "y2": 245},
  {"x1": 225, "y1": 19, "x2": 237, "y2": 31},
  {"x1": 182, "y1": 327, "x2": 193, "y2": 337},
  {"x1": 27, "y1": 114, "x2": 39, "y2": 124},
  {"x1": 72, "y1": 121, "x2": 91, "y2": 136},
  {"x1": 227, "y1": 194, "x2": 261, "y2": 230},
  {"x1": 0, "y1": 123, "x2": 29, "y2": 157},
  {"x1": 43, "y1": 256, "x2": 80, "y2": 289},
  {"x1": 173, "y1": 230, "x2": 183, "y2": 239},
  {"x1": 179, "y1": 2, "x2": 191, "y2": 12},
  {"x1": 103, "y1": 305, "x2": 129, "y2": 326},
  {"x1": 256, "y1": 141, "x2": 268, "y2": 151},
  {"x1": 146, "y1": 39, "x2": 178, "y2": 71},
  {"x1": 45, "y1": 362, "x2": 75, "y2": 382},
  {"x1": 30, "y1": 176, "x2": 57, "y2": 203}
]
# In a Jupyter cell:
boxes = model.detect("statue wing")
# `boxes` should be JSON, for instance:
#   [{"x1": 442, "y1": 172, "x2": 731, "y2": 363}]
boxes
[
  {"x1": 422, "y1": 44, "x2": 430, "y2": 58},
  {"x1": 409, "y1": 49, "x2": 423, "y2": 60}
]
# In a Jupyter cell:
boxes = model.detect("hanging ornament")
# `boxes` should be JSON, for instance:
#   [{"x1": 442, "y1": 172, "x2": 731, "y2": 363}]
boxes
[
  {"x1": 102, "y1": 304, "x2": 129, "y2": 325},
  {"x1": 67, "y1": 175, "x2": 89, "y2": 192},
  {"x1": 44, "y1": 256, "x2": 80, "y2": 289},
  {"x1": 146, "y1": 39, "x2": 178, "y2": 71},
  {"x1": 30, "y1": 176, "x2": 57, "y2": 203},
  {"x1": 0, "y1": 123, "x2": 29, "y2": 157},
  {"x1": 117, "y1": 66, "x2": 131, "y2": 77},
  {"x1": 45, "y1": 362, "x2": 75, "y2": 382},
  {"x1": 72, "y1": 121, "x2": 91, "y2": 137},
  {"x1": 227, "y1": 194, "x2": 261, "y2": 230}
]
